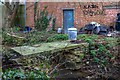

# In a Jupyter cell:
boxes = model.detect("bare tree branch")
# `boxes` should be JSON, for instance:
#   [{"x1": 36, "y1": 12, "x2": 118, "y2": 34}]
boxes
[{"x1": 2, "y1": 0, "x2": 20, "y2": 28}]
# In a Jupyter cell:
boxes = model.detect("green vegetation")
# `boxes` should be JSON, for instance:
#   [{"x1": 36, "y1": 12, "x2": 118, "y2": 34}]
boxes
[
  {"x1": 25, "y1": 31, "x2": 52, "y2": 45},
  {"x1": 77, "y1": 34, "x2": 118, "y2": 66},
  {"x1": 2, "y1": 31, "x2": 26, "y2": 46},
  {"x1": 77, "y1": 34, "x2": 117, "y2": 45},
  {"x1": 34, "y1": 5, "x2": 52, "y2": 31},
  {"x1": 2, "y1": 69, "x2": 49, "y2": 80},
  {"x1": 2, "y1": 2, "x2": 119, "y2": 79},
  {"x1": 25, "y1": 31, "x2": 68, "y2": 45},
  {"x1": 2, "y1": 30, "x2": 69, "y2": 46},
  {"x1": 89, "y1": 44, "x2": 113, "y2": 66},
  {"x1": 77, "y1": 34, "x2": 98, "y2": 42},
  {"x1": 2, "y1": 33, "x2": 119, "y2": 79},
  {"x1": 47, "y1": 34, "x2": 68, "y2": 42}
]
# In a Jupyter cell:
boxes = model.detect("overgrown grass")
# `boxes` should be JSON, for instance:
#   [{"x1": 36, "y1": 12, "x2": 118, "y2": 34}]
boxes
[
  {"x1": 46, "y1": 34, "x2": 68, "y2": 42},
  {"x1": 25, "y1": 31, "x2": 68, "y2": 45},
  {"x1": 77, "y1": 34, "x2": 118, "y2": 45},
  {"x1": 2, "y1": 29, "x2": 68, "y2": 46},
  {"x1": 77, "y1": 34, "x2": 98, "y2": 40}
]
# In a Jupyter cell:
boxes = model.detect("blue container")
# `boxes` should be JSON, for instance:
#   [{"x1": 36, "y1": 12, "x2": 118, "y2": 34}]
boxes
[
  {"x1": 23, "y1": 26, "x2": 32, "y2": 33},
  {"x1": 68, "y1": 28, "x2": 77, "y2": 40}
]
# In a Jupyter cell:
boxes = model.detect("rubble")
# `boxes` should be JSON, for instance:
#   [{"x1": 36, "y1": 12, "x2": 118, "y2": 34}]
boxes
[{"x1": 79, "y1": 22, "x2": 115, "y2": 36}]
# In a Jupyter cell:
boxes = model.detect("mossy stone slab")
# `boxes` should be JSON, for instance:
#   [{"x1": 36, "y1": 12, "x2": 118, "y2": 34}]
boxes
[{"x1": 11, "y1": 41, "x2": 88, "y2": 56}]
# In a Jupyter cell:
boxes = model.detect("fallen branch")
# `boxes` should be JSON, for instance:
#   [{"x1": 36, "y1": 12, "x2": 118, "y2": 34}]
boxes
[{"x1": 7, "y1": 33, "x2": 25, "y2": 39}]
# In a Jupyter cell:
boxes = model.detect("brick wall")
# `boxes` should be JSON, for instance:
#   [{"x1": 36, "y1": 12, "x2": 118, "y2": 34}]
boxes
[
  {"x1": 26, "y1": 2, "x2": 34, "y2": 27},
  {"x1": 26, "y1": 2, "x2": 119, "y2": 29},
  {"x1": 104, "y1": 9, "x2": 119, "y2": 26}
]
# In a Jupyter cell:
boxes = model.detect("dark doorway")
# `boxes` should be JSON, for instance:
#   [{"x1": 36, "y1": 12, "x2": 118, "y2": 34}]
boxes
[{"x1": 115, "y1": 13, "x2": 120, "y2": 31}]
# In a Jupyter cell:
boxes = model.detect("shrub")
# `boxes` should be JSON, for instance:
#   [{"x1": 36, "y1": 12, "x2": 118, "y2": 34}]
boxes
[
  {"x1": 47, "y1": 34, "x2": 68, "y2": 42},
  {"x1": 34, "y1": 5, "x2": 52, "y2": 31}
]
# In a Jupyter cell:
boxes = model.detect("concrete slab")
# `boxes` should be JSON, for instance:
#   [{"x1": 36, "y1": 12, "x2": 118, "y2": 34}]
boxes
[{"x1": 11, "y1": 41, "x2": 86, "y2": 56}]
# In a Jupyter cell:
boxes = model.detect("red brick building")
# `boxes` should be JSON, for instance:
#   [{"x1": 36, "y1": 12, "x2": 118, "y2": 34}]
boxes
[{"x1": 26, "y1": 2, "x2": 120, "y2": 32}]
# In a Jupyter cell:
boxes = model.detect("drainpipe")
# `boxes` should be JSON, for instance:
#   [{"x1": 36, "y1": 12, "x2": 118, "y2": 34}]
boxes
[{"x1": 24, "y1": 0, "x2": 26, "y2": 26}]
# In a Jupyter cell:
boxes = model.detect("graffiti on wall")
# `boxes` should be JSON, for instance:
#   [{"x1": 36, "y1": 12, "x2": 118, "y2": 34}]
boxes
[{"x1": 82, "y1": 4, "x2": 104, "y2": 16}]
